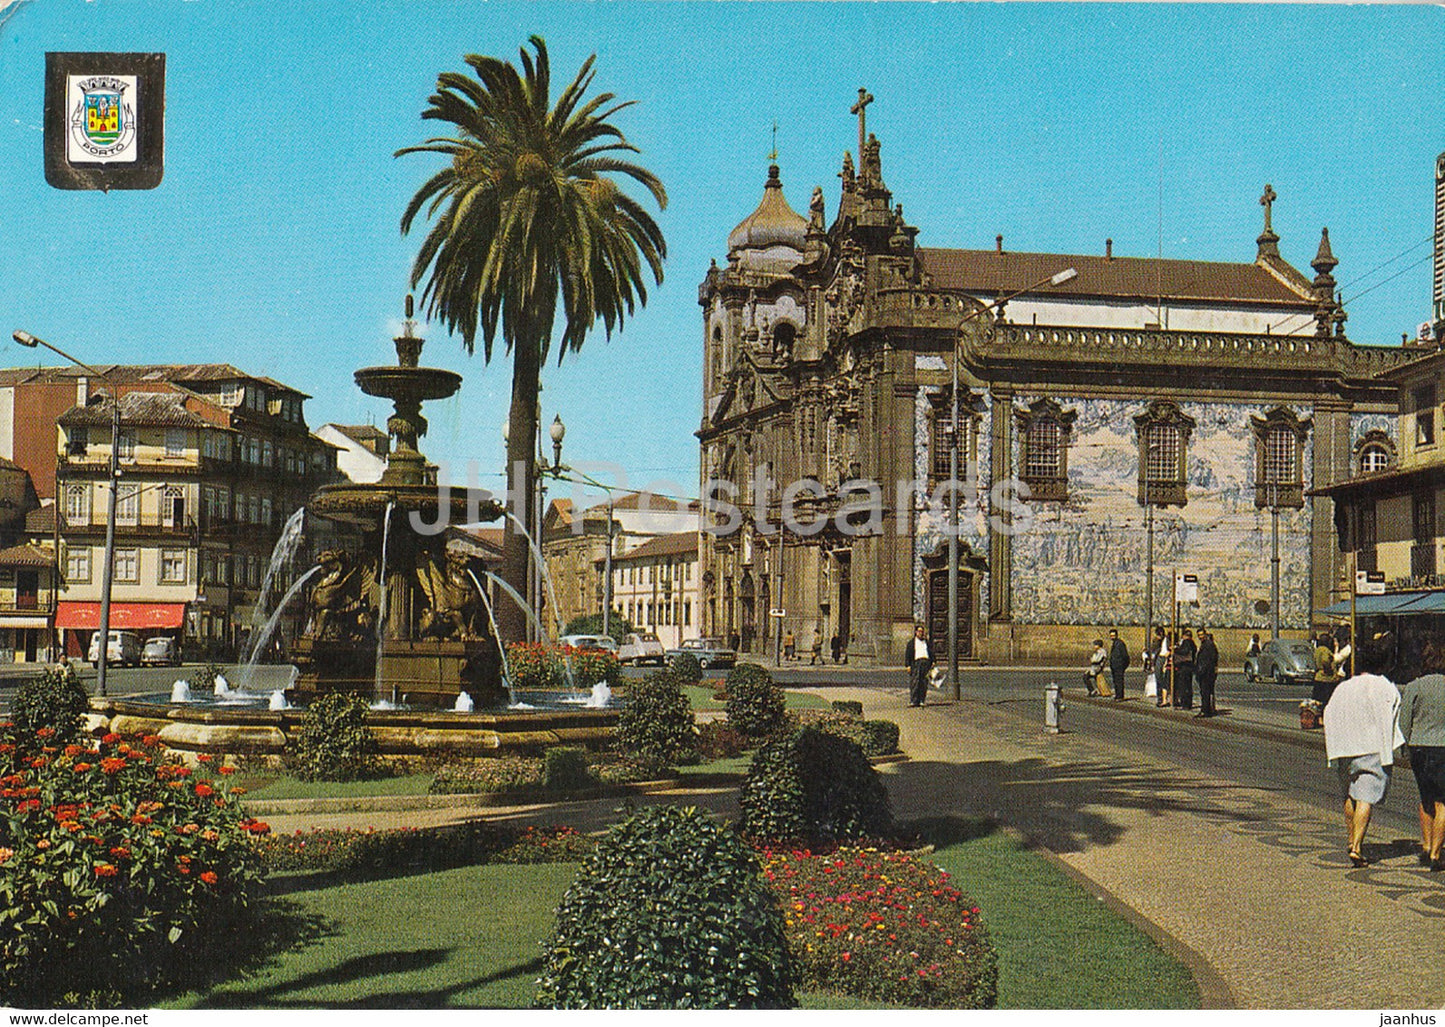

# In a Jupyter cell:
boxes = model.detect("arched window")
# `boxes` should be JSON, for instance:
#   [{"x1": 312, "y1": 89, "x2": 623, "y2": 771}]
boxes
[
  {"x1": 1360, "y1": 444, "x2": 1390, "y2": 474},
  {"x1": 773, "y1": 321, "x2": 797, "y2": 358}
]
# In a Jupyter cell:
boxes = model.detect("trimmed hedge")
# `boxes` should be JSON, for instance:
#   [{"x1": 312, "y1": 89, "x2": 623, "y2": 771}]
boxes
[
  {"x1": 616, "y1": 671, "x2": 696, "y2": 769},
  {"x1": 287, "y1": 692, "x2": 380, "y2": 782},
  {"x1": 10, "y1": 667, "x2": 89, "y2": 745},
  {"x1": 542, "y1": 747, "x2": 599, "y2": 792},
  {"x1": 669, "y1": 652, "x2": 703, "y2": 684},
  {"x1": 724, "y1": 663, "x2": 788, "y2": 737},
  {"x1": 817, "y1": 714, "x2": 901, "y2": 757},
  {"x1": 536, "y1": 805, "x2": 795, "y2": 1008},
  {"x1": 738, "y1": 727, "x2": 892, "y2": 845},
  {"x1": 830, "y1": 700, "x2": 864, "y2": 719}
]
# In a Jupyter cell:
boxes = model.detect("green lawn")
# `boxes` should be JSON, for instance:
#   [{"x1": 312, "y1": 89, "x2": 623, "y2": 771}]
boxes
[
  {"x1": 682, "y1": 683, "x2": 831, "y2": 712},
  {"x1": 237, "y1": 772, "x2": 436, "y2": 801},
  {"x1": 163, "y1": 819, "x2": 1198, "y2": 1009},
  {"x1": 925, "y1": 822, "x2": 1200, "y2": 1009}
]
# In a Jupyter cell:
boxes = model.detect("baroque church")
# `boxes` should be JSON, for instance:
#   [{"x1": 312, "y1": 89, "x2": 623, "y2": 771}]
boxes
[{"x1": 696, "y1": 92, "x2": 1412, "y2": 664}]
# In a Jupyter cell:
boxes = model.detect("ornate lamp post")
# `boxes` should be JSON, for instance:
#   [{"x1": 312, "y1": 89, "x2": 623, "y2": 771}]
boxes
[
  {"x1": 946, "y1": 268, "x2": 1077, "y2": 699},
  {"x1": 13, "y1": 330, "x2": 120, "y2": 697}
]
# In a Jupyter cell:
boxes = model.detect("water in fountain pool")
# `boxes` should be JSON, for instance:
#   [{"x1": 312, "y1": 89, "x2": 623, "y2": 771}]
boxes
[{"x1": 453, "y1": 691, "x2": 474, "y2": 712}]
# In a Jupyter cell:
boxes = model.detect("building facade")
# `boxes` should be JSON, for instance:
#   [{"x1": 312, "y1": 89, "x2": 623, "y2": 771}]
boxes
[
  {"x1": 601, "y1": 530, "x2": 700, "y2": 649},
  {"x1": 697, "y1": 101, "x2": 1411, "y2": 665},
  {"x1": 52, "y1": 369, "x2": 342, "y2": 658}
]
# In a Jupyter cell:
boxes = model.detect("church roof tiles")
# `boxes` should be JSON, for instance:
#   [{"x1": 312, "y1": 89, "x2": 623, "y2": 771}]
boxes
[{"x1": 916, "y1": 248, "x2": 1315, "y2": 307}]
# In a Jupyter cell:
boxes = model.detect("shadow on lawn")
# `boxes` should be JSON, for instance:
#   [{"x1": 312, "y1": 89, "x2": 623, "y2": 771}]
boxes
[{"x1": 884, "y1": 756, "x2": 1271, "y2": 855}]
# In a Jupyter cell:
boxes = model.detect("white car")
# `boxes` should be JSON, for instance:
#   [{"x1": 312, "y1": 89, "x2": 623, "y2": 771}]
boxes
[
  {"x1": 558, "y1": 634, "x2": 619, "y2": 654},
  {"x1": 618, "y1": 632, "x2": 666, "y2": 666}
]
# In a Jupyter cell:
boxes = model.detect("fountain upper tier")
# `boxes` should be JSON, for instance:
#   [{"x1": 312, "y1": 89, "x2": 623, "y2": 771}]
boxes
[
  {"x1": 307, "y1": 481, "x2": 503, "y2": 528},
  {"x1": 354, "y1": 365, "x2": 462, "y2": 404}
]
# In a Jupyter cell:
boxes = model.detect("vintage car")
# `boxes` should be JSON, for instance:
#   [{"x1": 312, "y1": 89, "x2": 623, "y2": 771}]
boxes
[
  {"x1": 618, "y1": 631, "x2": 666, "y2": 666},
  {"x1": 1243, "y1": 638, "x2": 1317, "y2": 684},
  {"x1": 558, "y1": 634, "x2": 619, "y2": 654},
  {"x1": 665, "y1": 636, "x2": 737, "y2": 671}
]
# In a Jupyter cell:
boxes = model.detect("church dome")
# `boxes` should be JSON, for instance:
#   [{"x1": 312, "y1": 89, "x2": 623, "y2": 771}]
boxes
[{"x1": 728, "y1": 164, "x2": 808, "y2": 254}]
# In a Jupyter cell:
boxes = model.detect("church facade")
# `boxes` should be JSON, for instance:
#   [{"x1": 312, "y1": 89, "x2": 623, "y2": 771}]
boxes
[{"x1": 696, "y1": 96, "x2": 1412, "y2": 665}]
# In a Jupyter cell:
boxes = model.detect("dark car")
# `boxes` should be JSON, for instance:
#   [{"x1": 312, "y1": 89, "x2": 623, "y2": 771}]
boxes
[
  {"x1": 665, "y1": 637, "x2": 737, "y2": 671},
  {"x1": 1243, "y1": 638, "x2": 1317, "y2": 684}
]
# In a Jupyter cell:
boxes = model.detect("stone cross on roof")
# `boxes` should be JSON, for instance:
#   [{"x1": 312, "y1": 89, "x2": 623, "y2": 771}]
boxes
[
  {"x1": 1260, "y1": 183, "x2": 1277, "y2": 233},
  {"x1": 1256, "y1": 182, "x2": 1281, "y2": 259},
  {"x1": 850, "y1": 88, "x2": 873, "y2": 171}
]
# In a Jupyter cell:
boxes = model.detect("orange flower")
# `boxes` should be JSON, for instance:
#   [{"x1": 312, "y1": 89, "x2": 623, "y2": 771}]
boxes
[
  {"x1": 197, "y1": 753, "x2": 213, "y2": 763},
  {"x1": 99, "y1": 757, "x2": 126, "y2": 775},
  {"x1": 94, "y1": 863, "x2": 118, "y2": 877},
  {"x1": 199, "y1": 871, "x2": 218, "y2": 885},
  {"x1": 194, "y1": 783, "x2": 214, "y2": 798},
  {"x1": 218, "y1": 766, "x2": 236, "y2": 775},
  {"x1": 73, "y1": 763, "x2": 92, "y2": 773},
  {"x1": 101, "y1": 733, "x2": 121, "y2": 745},
  {"x1": 35, "y1": 839, "x2": 50, "y2": 850},
  {"x1": 0, "y1": 847, "x2": 13, "y2": 864}
]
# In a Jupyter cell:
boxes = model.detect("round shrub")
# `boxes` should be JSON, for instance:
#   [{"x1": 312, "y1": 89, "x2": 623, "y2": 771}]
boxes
[
  {"x1": 739, "y1": 727, "x2": 892, "y2": 844},
  {"x1": 0, "y1": 731, "x2": 267, "y2": 1006},
  {"x1": 536, "y1": 805, "x2": 795, "y2": 1008},
  {"x1": 669, "y1": 651, "x2": 703, "y2": 684},
  {"x1": 542, "y1": 746, "x2": 599, "y2": 793},
  {"x1": 724, "y1": 663, "x2": 787, "y2": 738},
  {"x1": 288, "y1": 692, "x2": 380, "y2": 782},
  {"x1": 616, "y1": 671, "x2": 696, "y2": 769},
  {"x1": 830, "y1": 699, "x2": 864, "y2": 719},
  {"x1": 10, "y1": 666, "x2": 90, "y2": 745}
]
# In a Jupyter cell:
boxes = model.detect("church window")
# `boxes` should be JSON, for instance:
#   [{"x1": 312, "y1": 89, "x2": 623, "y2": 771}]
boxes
[
  {"x1": 1360, "y1": 444, "x2": 1391, "y2": 474},
  {"x1": 1250, "y1": 407, "x2": 1309, "y2": 509},
  {"x1": 931, "y1": 409, "x2": 956, "y2": 481},
  {"x1": 1134, "y1": 401, "x2": 1195, "y2": 507},
  {"x1": 1016, "y1": 399, "x2": 1076, "y2": 502}
]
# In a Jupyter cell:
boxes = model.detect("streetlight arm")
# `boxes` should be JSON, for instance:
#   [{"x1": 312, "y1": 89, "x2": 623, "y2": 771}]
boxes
[
  {"x1": 957, "y1": 266, "x2": 1079, "y2": 332},
  {"x1": 12, "y1": 331, "x2": 110, "y2": 381}
]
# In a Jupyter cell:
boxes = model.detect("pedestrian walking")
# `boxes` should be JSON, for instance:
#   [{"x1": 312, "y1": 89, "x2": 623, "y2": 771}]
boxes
[
  {"x1": 810, "y1": 629, "x2": 823, "y2": 665},
  {"x1": 1173, "y1": 628, "x2": 1197, "y2": 710},
  {"x1": 1323, "y1": 634, "x2": 1404, "y2": 867},
  {"x1": 1085, "y1": 639, "x2": 1108, "y2": 696},
  {"x1": 1398, "y1": 640, "x2": 1445, "y2": 872},
  {"x1": 1107, "y1": 628, "x2": 1129, "y2": 700},
  {"x1": 783, "y1": 630, "x2": 796, "y2": 661},
  {"x1": 1195, "y1": 628, "x2": 1219, "y2": 717},
  {"x1": 905, "y1": 625, "x2": 933, "y2": 707},
  {"x1": 830, "y1": 633, "x2": 843, "y2": 663}
]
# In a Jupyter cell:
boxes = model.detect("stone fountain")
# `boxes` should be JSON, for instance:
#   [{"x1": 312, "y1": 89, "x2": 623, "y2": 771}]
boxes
[{"x1": 290, "y1": 297, "x2": 509, "y2": 707}]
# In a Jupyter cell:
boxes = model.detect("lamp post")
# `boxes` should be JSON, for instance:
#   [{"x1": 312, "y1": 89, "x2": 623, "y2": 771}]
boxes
[
  {"x1": 947, "y1": 268, "x2": 1077, "y2": 700},
  {"x1": 537, "y1": 414, "x2": 567, "y2": 641},
  {"x1": 13, "y1": 330, "x2": 119, "y2": 697}
]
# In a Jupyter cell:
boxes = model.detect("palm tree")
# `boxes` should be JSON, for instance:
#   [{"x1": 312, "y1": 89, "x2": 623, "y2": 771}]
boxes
[{"x1": 397, "y1": 36, "x2": 666, "y2": 644}]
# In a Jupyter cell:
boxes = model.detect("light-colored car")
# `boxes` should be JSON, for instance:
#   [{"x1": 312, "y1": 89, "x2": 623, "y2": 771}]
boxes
[
  {"x1": 665, "y1": 637, "x2": 737, "y2": 671},
  {"x1": 618, "y1": 632, "x2": 666, "y2": 666},
  {"x1": 141, "y1": 636, "x2": 180, "y2": 667},
  {"x1": 559, "y1": 634, "x2": 619, "y2": 654},
  {"x1": 1243, "y1": 639, "x2": 1317, "y2": 684},
  {"x1": 88, "y1": 630, "x2": 143, "y2": 667}
]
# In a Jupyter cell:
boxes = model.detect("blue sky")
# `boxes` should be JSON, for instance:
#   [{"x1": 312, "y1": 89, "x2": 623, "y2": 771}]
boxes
[{"x1": 3, "y1": 1, "x2": 1443, "y2": 505}]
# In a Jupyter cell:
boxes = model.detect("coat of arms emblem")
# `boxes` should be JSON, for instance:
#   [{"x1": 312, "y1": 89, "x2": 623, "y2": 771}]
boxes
[{"x1": 67, "y1": 75, "x2": 137, "y2": 162}]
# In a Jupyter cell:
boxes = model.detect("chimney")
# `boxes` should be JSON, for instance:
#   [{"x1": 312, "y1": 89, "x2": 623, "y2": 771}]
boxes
[
  {"x1": 1106, "y1": 238, "x2": 1113, "y2": 261},
  {"x1": 995, "y1": 234, "x2": 1003, "y2": 255}
]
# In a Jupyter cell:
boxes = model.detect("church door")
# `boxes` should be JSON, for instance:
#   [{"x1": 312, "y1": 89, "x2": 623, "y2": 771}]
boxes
[{"x1": 927, "y1": 570, "x2": 972, "y2": 658}]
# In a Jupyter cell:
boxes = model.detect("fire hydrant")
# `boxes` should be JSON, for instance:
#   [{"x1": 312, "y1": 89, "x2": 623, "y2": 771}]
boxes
[{"x1": 1045, "y1": 681, "x2": 1064, "y2": 734}]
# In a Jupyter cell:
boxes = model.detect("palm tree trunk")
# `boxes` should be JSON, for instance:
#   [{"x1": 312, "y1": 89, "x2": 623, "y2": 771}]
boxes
[{"x1": 498, "y1": 339, "x2": 542, "y2": 646}]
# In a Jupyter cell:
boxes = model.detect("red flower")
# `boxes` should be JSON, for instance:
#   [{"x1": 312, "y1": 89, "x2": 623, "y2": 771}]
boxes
[
  {"x1": 197, "y1": 753, "x2": 213, "y2": 763},
  {"x1": 194, "y1": 783, "x2": 215, "y2": 798},
  {"x1": 101, "y1": 733, "x2": 121, "y2": 745},
  {"x1": 94, "y1": 863, "x2": 118, "y2": 877},
  {"x1": 73, "y1": 762, "x2": 92, "y2": 773},
  {"x1": 99, "y1": 757, "x2": 126, "y2": 774},
  {"x1": 35, "y1": 728, "x2": 55, "y2": 739},
  {"x1": 199, "y1": 871, "x2": 218, "y2": 885},
  {"x1": 218, "y1": 765, "x2": 236, "y2": 775}
]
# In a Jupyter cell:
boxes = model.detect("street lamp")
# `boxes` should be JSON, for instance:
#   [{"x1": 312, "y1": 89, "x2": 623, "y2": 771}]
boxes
[
  {"x1": 947, "y1": 267, "x2": 1077, "y2": 700},
  {"x1": 13, "y1": 330, "x2": 120, "y2": 697}
]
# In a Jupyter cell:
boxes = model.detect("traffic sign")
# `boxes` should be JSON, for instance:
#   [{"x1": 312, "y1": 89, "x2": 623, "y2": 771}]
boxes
[
  {"x1": 1355, "y1": 570, "x2": 1386, "y2": 596},
  {"x1": 1174, "y1": 572, "x2": 1198, "y2": 603}
]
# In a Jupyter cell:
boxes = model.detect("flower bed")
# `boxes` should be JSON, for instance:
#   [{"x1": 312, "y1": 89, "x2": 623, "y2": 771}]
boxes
[
  {"x1": 760, "y1": 846, "x2": 997, "y2": 1009},
  {"x1": 507, "y1": 643, "x2": 621, "y2": 690},
  {"x1": 254, "y1": 822, "x2": 594, "y2": 874},
  {"x1": 0, "y1": 729, "x2": 266, "y2": 1005}
]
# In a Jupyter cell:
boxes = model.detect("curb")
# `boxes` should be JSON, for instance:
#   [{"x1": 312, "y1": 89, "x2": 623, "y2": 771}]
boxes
[
  {"x1": 1076, "y1": 693, "x2": 1325, "y2": 752},
  {"x1": 998, "y1": 822, "x2": 1238, "y2": 1010},
  {"x1": 243, "y1": 777, "x2": 713, "y2": 816}
]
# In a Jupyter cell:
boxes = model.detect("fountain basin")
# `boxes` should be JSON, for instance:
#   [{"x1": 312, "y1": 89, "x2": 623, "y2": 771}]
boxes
[
  {"x1": 91, "y1": 694, "x2": 620, "y2": 759},
  {"x1": 354, "y1": 365, "x2": 463, "y2": 402},
  {"x1": 307, "y1": 482, "x2": 502, "y2": 527}
]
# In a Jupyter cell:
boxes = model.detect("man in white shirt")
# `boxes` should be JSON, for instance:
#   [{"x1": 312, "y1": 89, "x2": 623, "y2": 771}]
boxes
[
  {"x1": 1323, "y1": 635, "x2": 1404, "y2": 867},
  {"x1": 904, "y1": 625, "x2": 933, "y2": 707}
]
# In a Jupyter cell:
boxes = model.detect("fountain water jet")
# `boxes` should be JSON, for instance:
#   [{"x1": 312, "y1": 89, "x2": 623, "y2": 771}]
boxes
[
  {"x1": 467, "y1": 568, "x2": 513, "y2": 703},
  {"x1": 239, "y1": 508, "x2": 307, "y2": 689}
]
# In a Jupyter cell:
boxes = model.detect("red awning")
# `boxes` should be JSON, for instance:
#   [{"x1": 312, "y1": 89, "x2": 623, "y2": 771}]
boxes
[{"x1": 55, "y1": 601, "x2": 186, "y2": 631}]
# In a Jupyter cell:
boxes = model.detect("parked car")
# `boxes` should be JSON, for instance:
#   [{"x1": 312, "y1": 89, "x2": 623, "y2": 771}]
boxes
[
  {"x1": 1243, "y1": 638, "x2": 1317, "y2": 684},
  {"x1": 141, "y1": 636, "x2": 180, "y2": 667},
  {"x1": 87, "y1": 630, "x2": 143, "y2": 667},
  {"x1": 618, "y1": 632, "x2": 666, "y2": 666},
  {"x1": 665, "y1": 637, "x2": 737, "y2": 671},
  {"x1": 559, "y1": 634, "x2": 619, "y2": 654}
]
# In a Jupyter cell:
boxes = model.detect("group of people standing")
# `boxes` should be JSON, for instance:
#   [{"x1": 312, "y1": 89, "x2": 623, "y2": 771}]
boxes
[
  {"x1": 1085, "y1": 627, "x2": 1220, "y2": 716},
  {"x1": 782, "y1": 628, "x2": 849, "y2": 665},
  {"x1": 1320, "y1": 632, "x2": 1445, "y2": 871}
]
